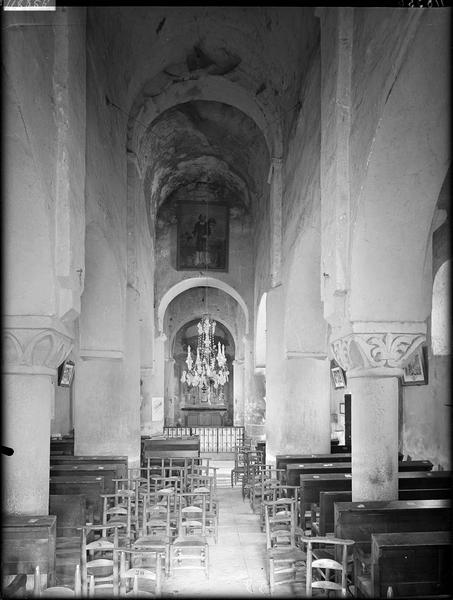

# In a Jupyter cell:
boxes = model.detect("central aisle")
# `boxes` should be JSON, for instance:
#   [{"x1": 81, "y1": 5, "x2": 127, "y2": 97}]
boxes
[{"x1": 163, "y1": 460, "x2": 306, "y2": 598}]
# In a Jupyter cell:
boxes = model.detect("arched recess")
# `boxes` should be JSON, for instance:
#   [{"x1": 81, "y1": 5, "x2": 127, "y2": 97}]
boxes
[
  {"x1": 431, "y1": 259, "x2": 450, "y2": 357},
  {"x1": 79, "y1": 222, "x2": 124, "y2": 356},
  {"x1": 158, "y1": 277, "x2": 249, "y2": 335},
  {"x1": 349, "y1": 14, "x2": 450, "y2": 322},
  {"x1": 255, "y1": 292, "x2": 267, "y2": 370},
  {"x1": 169, "y1": 318, "x2": 236, "y2": 427}
]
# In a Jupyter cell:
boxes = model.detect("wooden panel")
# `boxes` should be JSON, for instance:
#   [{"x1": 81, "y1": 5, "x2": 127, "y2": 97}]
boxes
[
  {"x1": 319, "y1": 488, "x2": 452, "y2": 536},
  {"x1": 50, "y1": 437, "x2": 74, "y2": 455},
  {"x1": 49, "y1": 476, "x2": 105, "y2": 523},
  {"x1": 371, "y1": 531, "x2": 451, "y2": 597},
  {"x1": 334, "y1": 499, "x2": 452, "y2": 544},
  {"x1": 299, "y1": 471, "x2": 452, "y2": 532},
  {"x1": 50, "y1": 455, "x2": 128, "y2": 478},
  {"x1": 49, "y1": 494, "x2": 86, "y2": 537},
  {"x1": 49, "y1": 464, "x2": 119, "y2": 493},
  {"x1": 2, "y1": 516, "x2": 56, "y2": 587},
  {"x1": 142, "y1": 437, "x2": 200, "y2": 462},
  {"x1": 277, "y1": 454, "x2": 351, "y2": 471},
  {"x1": 287, "y1": 461, "x2": 433, "y2": 486}
]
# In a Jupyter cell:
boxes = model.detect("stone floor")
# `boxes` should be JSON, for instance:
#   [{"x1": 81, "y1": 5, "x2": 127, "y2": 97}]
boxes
[{"x1": 56, "y1": 460, "x2": 308, "y2": 597}]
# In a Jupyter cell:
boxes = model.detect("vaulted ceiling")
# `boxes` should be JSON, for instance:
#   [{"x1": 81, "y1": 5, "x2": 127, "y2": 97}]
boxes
[{"x1": 88, "y1": 6, "x2": 319, "y2": 219}]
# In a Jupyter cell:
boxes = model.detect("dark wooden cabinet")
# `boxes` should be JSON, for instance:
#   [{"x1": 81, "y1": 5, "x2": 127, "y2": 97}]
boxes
[{"x1": 2, "y1": 515, "x2": 57, "y2": 587}]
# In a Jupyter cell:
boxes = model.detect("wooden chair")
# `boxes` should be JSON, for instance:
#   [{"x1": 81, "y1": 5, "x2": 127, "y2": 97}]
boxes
[
  {"x1": 133, "y1": 494, "x2": 173, "y2": 577},
  {"x1": 264, "y1": 498, "x2": 306, "y2": 593},
  {"x1": 81, "y1": 523, "x2": 121, "y2": 596},
  {"x1": 33, "y1": 565, "x2": 81, "y2": 597},
  {"x1": 299, "y1": 534, "x2": 355, "y2": 597},
  {"x1": 101, "y1": 491, "x2": 135, "y2": 546},
  {"x1": 241, "y1": 453, "x2": 264, "y2": 501},
  {"x1": 186, "y1": 475, "x2": 219, "y2": 544},
  {"x1": 231, "y1": 446, "x2": 248, "y2": 487},
  {"x1": 2, "y1": 574, "x2": 27, "y2": 598},
  {"x1": 170, "y1": 492, "x2": 209, "y2": 578},
  {"x1": 250, "y1": 467, "x2": 284, "y2": 514},
  {"x1": 119, "y1": 548, "x2": 162, "y2": 597}
]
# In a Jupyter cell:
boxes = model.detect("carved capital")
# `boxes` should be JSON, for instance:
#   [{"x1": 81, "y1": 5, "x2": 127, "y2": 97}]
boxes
[
  {"x1": 331, "y1": 327, "x2": 426, "y2": 378},
  {"x1": 4, "y1": 316, "x2": 73, "y2": 375}
]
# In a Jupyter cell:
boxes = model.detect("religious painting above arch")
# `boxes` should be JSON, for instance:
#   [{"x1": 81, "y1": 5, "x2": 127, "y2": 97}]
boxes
[{"x1": 176, "y1": 201, "x2": 229, "y2": 271}]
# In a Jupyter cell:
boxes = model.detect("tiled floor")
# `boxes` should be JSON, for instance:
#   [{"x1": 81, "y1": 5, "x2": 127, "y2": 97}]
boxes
[{"x1": 56, "y1": 460, "x2": 307, "y2": 597}]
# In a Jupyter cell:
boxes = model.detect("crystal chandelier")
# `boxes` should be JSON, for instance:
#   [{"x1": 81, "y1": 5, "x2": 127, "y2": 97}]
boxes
[{"x1": 180, "y1": 315, "x2": 229, "y2": 391}]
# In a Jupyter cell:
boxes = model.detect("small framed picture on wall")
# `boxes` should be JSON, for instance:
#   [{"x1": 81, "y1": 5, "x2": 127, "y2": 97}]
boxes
[
  {"x1": 401, "y1": 345, "x2": 428, "y2": 386},
  {"x1": 330, "y1": 362, "x2": 346, "y2": 389}
]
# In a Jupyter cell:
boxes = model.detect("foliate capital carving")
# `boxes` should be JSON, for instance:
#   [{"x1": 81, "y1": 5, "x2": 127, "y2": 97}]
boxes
[
  {"x1": 331, "y1": 330, "x2": 426, "y2": 378},
  {"x1": 4, "y1": 316, "x2": 74, "y2": 375}
]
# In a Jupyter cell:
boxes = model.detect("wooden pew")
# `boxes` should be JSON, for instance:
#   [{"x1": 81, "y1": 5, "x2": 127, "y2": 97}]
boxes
[
  {"x1": 49, "y1": 494, "x2": 86, "y2": 537},
  {"x1": 276, "y1": 452, "x2": 413, "y2": 472},
  {"x1": 316, "y1": 488, "x2": 452, "y2": 536},
  {"x1": 2, "y1": 515, "x2": 57, "y2": 588},
  {"x1": 276, "y1": 453, "x2": 351, "y2": 471},
  {"x1": 50, "y1": 455, "x2": 128, "y2": 478},
  {"x1": 286, "y1": 460, "x2": 433, "y2": 486},
  {"x1": 299, "y1": 471, "x2": 452, "y2": 530},
  {"x1": 333, "y1": 499, "x2": 452, "y2": 596},
  {"x1": 49, "y1": 475, "x2": 105, "y2": 523},
  {"x1": 365, "y1": 530, "x2": 452, "y2": 598},
  {"x1": 50, "y1": 464, "x2": 119, "y2": 493},
  {"x1": 142, "y1": 436, "x2": 200, "y2": 465},
  {"x1": 50, "y1": 436, "x2": 74, "y2": 455}
]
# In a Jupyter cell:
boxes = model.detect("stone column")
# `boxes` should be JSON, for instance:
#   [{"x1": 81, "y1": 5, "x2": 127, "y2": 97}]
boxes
[
  {"x1": 3, "y1": 316, "x2": 73, "y2": 514},
  {"x1": 332, "y1": 325, "x2": 426, "y2": 501},
  {"x1": 145, "y1": 333, "x2": 166, "y2": 435},
  {"x1": 232, "y1": 359, "x2": 245, "y2": 426},
  {"x1": 265, "y1": 286, "x2": 285, "y2": 466},
  {"x1": 285, "y1": 353, "x2": 331, "y2": 455},
  {"x1": 165, "y1": 357, "x2": 176, "y2": 426}
]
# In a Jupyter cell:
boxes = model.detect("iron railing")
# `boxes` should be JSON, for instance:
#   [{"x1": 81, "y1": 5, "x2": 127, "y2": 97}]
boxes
[{"x1": 163, "y1": 426, "x2": 245, "y2": 453}]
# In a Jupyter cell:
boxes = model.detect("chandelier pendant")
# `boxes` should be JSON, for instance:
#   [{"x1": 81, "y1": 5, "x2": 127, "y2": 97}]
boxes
[{"x1": 181, "y1": 315, "x2": 229, "y2": 391}]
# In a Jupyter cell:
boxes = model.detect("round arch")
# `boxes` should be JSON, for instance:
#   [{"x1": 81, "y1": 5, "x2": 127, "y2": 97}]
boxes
[
  {"x1": 158, "y1": 276, "x2": 249, "y2": 335},
  {"x1": 168, "y1": 313, "x2": 238, "y2": 360},
  {"x1": 127, "y1": 75, "x2": 282, "y2": 160}
]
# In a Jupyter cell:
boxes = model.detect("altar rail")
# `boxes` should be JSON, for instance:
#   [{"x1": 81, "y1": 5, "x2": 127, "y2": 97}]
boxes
[{"x1": 164, "y1": 426, "x2": 245, "y2": 453}]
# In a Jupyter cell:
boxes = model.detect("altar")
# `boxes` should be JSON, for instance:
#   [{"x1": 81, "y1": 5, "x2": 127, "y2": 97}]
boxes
[{"x1": 181, "y1": 404, "x2": 228, "y2": 426}]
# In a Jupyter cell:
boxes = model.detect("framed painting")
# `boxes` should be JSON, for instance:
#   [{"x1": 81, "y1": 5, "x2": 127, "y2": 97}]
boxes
[
  {"x1": 177, "y1": 201, "x2": 229, "y2": 271},
  {"x1": 401, "y1": 345, "x2": 428, "y2": 386},
  {"x1": 330, "y1": 362, "x2": 346, "y2": 389},
  {"x1": 58, "y1": 359, "x2": 75, "y2": 387}
]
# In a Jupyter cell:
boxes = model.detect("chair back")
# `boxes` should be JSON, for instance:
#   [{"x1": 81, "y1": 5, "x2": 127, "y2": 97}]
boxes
[
  {"x1": 81, "y1": 523, "x2": 120, "y2": 596},
  {"x1": 119, "y1": 548, "x2": 162, "y2": 597},
  {"x1": 33, "y1": 564, "x2": 81, "y2": 597},
  {"x1": 299, "y1": 535, "x2": 355, "y2": 597}
]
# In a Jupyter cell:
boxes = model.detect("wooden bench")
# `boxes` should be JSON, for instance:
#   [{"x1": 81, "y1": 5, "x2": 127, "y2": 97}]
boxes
[
  {"x1": 316, "y1": 488, "x2": 452, "y2": 536},
  {"x1": 50, "y1": 436, "x2": 74, "y2": 455},
  {"x1": 298, "y1": 471, "x2": 452, "y2": 531},
  {"x1": 2, "y1": 515, "x2": 56, "y2": 588},
  {"x1": 286, "y1": 460, "x2": 433, "y2": 486},
  {"x1": 49, "y1": 494, "x2": 86, "y2": 537},
  {"x1": 49, "y1": 475, "x2": 105, "y2": 523},
  {"x1": 362, "y1": 530, "x2": 452, "y2": 598},
  {"x1": 276, "y1": 453, "x2": 351, "y2": 471},
  {"x1": 50, "y1": 455, "x2": 128, "y2": 478},
  {"x1": 333, "y1": 499, "x2": 452, "y2": 596},
  {"x1": 141, "y1": 436, "x2": 200, "y2": 465},
  {"x1": 50, "y1": 464, "x2": 119, "y2": 494}
]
